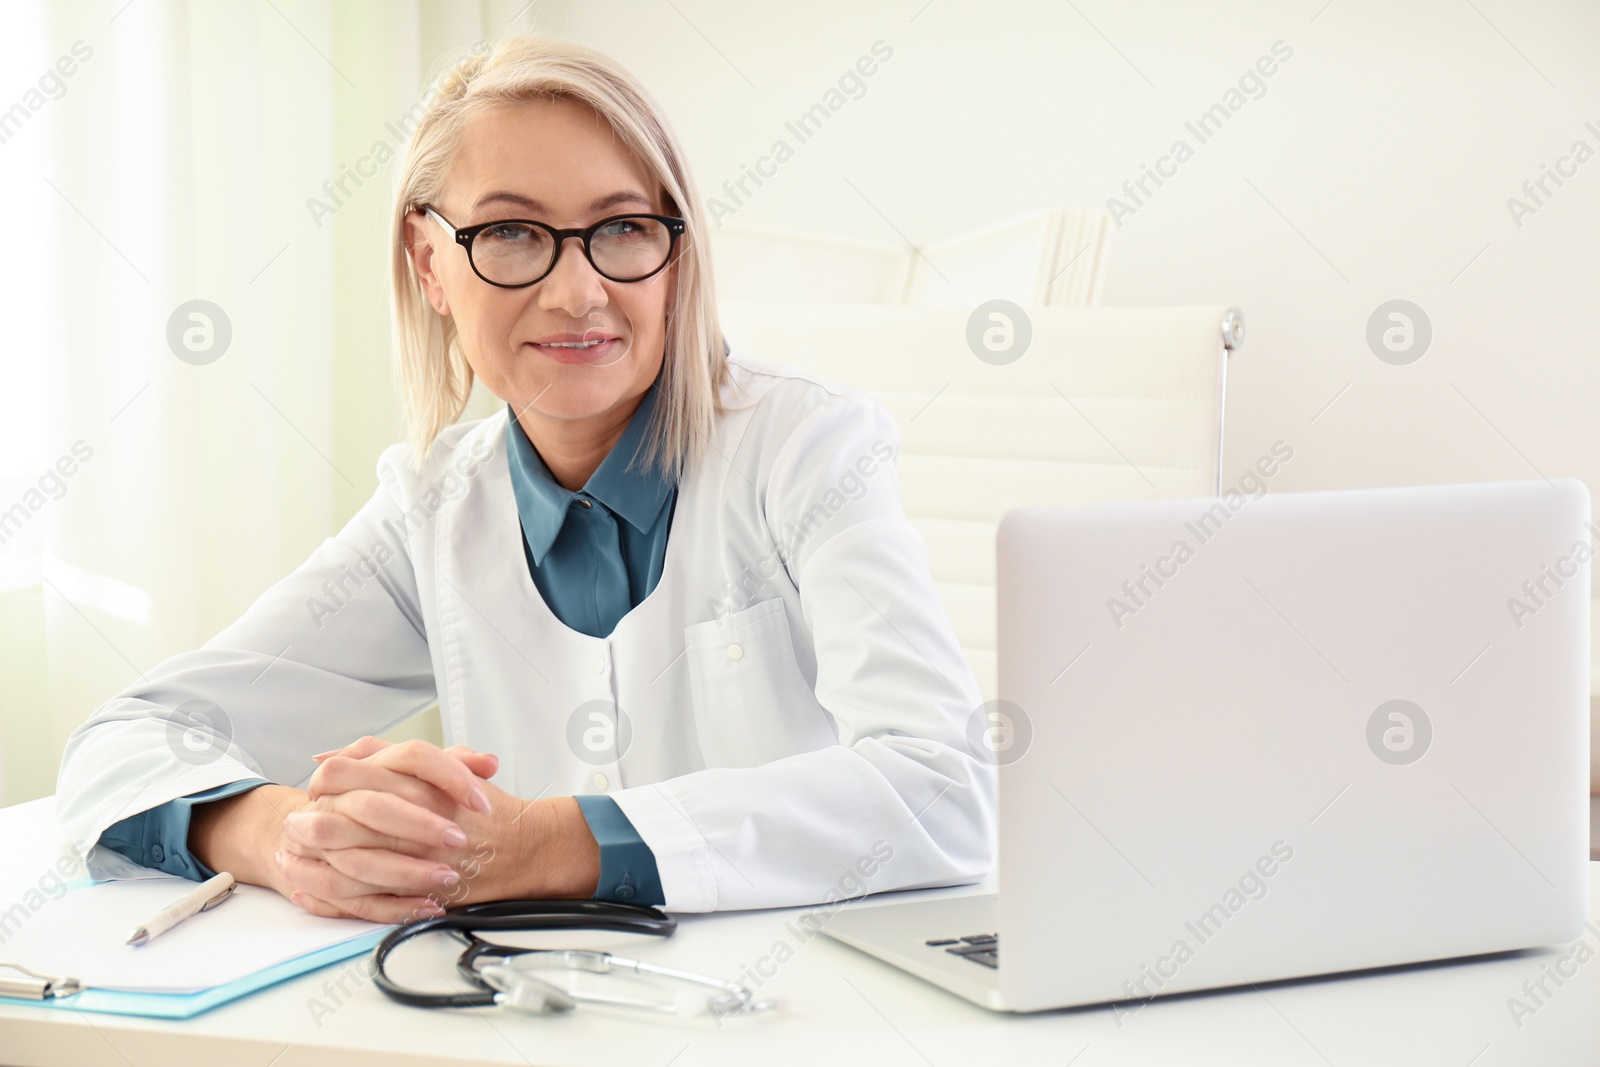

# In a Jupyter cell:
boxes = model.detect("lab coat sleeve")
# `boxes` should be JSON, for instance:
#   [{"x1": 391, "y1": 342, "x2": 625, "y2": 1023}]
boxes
[
  {"x1": 610, "y1": 389, "x2": 997, "y2": 911},
  {"x1": 55, "y1": 444, "x2": 439, "y2": 880}
]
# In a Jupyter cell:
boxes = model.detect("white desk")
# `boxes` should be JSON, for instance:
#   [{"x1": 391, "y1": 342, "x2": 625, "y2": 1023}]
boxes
[{"x1": 2, "y1": 795, "x2": 1597, "y2": 1067}]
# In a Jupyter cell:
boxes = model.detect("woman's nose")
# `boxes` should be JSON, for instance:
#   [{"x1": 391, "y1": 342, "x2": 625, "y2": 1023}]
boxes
[{"x1": 537, "y1": 237, "x2": 607, "y2": 317}]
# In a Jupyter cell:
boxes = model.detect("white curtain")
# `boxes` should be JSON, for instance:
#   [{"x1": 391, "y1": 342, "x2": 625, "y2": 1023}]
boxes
[{"x1": 0, "y1": 0, "x2": 533, "y2": 805}]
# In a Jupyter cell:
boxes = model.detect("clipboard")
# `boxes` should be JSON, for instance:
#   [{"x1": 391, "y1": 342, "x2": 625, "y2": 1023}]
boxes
[{"x1": 0, "y1": 877, "x2": 389, "y2": 1019}]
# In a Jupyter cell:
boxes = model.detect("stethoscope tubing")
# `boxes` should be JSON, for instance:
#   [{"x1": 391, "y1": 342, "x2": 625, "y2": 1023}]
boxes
[{"x1": 372, "y1": 898, "x2": 677, "y2": 1010}]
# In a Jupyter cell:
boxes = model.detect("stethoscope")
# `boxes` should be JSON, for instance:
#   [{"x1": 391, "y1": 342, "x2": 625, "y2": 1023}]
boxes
[{"x1": 372, "y1": 899, "x2": 775, "y2": 1017}]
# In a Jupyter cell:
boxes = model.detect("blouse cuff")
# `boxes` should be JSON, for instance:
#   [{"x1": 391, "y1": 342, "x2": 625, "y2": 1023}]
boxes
[
  {"x1": 574, "y1": 793, "x2": 664, "y2": 906},
  {"x1": 95, "y1": 778, "x2": 270, "y2": 881}
]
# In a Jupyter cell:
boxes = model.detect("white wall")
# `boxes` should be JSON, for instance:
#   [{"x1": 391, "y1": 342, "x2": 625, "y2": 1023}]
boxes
[{"x1": 532, "y1": 0, "x2": 1600, "y2": 498}]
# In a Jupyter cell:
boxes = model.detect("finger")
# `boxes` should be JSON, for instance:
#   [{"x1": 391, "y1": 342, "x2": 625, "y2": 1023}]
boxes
[
  {"x1": 312, "y1": 735, "x2": 393, "y2": 764},
  {"x1": 347, "y1": 894, "x2": 447, "y2": 923},
  {"x1": 370, "y1": 740, "x2": 493, "y2": 814},
  {"x1": 310, "y1": 742, "x2": 486, "y2": 777},
  {"x1": 288, "y1": 889, "x2": 353, "y2": 918},
  {"x1": 290, "y1": 889, "x2": 443, "y2": 923},
  {"x1": 320, "y1": 788, "x2": 471, "y2": 851},
  {"x1": 297, "y1": 843, "x2": 462, "y2": 895},
  {"x1": 443, "y1": 745, "x2": 499, "y2": 778},
  {"x1": 286, "y1": 808, "x2": 410, "y2": 855},
  {"x1": 277, "y1": 847, "x2": 401, "y2": 900},
  {"x1": 281, "y1": 814, "x2": 463, "y2": 892},
  {"x1": 282, "y1": 829, "x2": 438, "y2": 863},
  {"x1": 308, "y1": 757, "x2": 459, "y2": 817},
  {"x1": 285, "y1": 808, "x2": 466, "y2": 854},
  {"x1": 320, "y1": 843, "x2": 463, "y2": 895}
]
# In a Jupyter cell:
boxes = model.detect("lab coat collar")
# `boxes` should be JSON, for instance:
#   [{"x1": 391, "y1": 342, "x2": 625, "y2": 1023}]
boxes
[{"x1": 503, "y1": 377, "x2": 675, "y2": 565}]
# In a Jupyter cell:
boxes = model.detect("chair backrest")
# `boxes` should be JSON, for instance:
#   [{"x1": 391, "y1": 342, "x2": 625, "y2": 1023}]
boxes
[
  {"x1": 719, "y1": 302, "x2": 1242, "y2": 700},
  {"x1": 903, "y1": 208, "x2": 1114, "y2": 307},
  {"x1": 711, "y1": 208, "x2": 1113, "y2": 306}
]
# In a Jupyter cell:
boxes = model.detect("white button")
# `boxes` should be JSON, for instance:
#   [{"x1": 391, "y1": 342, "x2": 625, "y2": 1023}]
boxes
[
  {"x1": 727, "y1": 643, "x2": 743, "y2": 660},
  {"x1": 593, "y1": 773, "x2": 609, "y2": 790},
  {"x1": 596, "y1": 655, "x2": 607, "y2": 674}
]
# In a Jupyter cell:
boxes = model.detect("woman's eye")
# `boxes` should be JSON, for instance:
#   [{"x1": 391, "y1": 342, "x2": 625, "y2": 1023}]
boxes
[
  {"x1": 484, "y1": 223, "x2": 535, "y2": 242},
  {"x1": 599, "y1": 220, "x2": 643, "y2": 239}
]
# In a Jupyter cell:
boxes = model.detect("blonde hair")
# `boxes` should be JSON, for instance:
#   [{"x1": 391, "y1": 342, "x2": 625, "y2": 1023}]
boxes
[{"x1": 389, "y1": 34, "x2": 726, "y2": 475}]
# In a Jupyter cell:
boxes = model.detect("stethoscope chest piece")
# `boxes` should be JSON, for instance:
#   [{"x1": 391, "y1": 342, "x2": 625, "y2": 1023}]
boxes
[
  {"x1": 481, "y1": 967, "x2": 577, "y2": 1014},
  {"x1": 477, "y1": 948, "x2": 777, "y2": 1018},
  {"x1": 372, "y1": 899, "x2": 776, "y2": 1020}
]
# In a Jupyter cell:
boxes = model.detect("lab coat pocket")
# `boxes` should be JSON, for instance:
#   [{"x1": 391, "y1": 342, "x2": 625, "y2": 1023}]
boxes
[{"x1": 684, "y1": 597, "x2": 839, "y2": 769}]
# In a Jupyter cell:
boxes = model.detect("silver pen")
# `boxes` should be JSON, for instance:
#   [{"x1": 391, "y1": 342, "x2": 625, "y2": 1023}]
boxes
[{"x1": 125, "y1": 871, "x2": 237, "y2": 946}]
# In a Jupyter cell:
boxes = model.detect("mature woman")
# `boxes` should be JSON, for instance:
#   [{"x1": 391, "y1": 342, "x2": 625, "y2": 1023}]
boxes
[{"x1": 56, "y1": 35, "x2": 992, "y2": 921}]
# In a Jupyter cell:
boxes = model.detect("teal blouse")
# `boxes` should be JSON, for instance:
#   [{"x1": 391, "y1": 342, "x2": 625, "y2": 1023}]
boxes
[{"x1": 99, "y1": 382, "x2": 673, "y2": 906}]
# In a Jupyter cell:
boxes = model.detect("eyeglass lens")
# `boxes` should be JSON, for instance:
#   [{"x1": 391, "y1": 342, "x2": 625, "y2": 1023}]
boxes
[{"x1": 472, "y1": 217, "x2": 672, "y2": 285}]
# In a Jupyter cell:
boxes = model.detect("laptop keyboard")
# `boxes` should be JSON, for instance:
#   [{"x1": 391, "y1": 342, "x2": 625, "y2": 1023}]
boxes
[{"x1": 926, "y1": 932, "x2": 998, "y2": 969}]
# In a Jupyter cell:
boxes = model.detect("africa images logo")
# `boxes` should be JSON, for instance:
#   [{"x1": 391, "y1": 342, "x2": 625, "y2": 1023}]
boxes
[
  {"x1": 1365, "y1": 699, "x2": 1431, "y2": 765},
  {"x1": 1105, "y1": 442, "x2": 1294, "y2": 629}
]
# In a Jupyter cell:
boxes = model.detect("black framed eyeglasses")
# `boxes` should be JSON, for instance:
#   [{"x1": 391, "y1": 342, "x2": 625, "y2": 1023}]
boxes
[{"x1": 417, "y1": 204, "x2": 686, "y2": 288}]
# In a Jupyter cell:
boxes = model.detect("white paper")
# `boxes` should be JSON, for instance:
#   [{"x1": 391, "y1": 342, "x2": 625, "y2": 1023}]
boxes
[{"x1": 0, "y1": 877, "x2": 388, "y2": 994}]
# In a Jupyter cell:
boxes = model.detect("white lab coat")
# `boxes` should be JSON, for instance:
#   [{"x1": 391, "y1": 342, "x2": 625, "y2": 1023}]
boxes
[{"x1": 55, "y1": 352, "x2": 996, "y2": 911}]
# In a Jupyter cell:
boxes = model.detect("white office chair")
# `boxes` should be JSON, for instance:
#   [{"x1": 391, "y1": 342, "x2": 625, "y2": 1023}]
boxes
[
  {"x1": 712, "y1": 209, "x2": 1113, "y2": 306},
  {"x1": 719, "y1": 302, "x2": 1244, "y2": 700}
]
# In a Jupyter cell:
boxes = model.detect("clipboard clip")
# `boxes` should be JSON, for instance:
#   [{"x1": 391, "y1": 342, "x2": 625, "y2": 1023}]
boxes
[{"x1": 0, "y1": 962, "x2": 83, "y2": 1000}]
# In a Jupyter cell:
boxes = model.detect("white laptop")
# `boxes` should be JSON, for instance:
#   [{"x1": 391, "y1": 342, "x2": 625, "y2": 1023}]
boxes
[{"x1": 822, "y1": 479, "x2": 1592, "y2": 1012}]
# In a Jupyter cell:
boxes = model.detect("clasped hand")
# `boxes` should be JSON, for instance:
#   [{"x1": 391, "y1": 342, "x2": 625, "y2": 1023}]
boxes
[{"x1": 272, "y1": 737, "x2": 589, "y2": 922}]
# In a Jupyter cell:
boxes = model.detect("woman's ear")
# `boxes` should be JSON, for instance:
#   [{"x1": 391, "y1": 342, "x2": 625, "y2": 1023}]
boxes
[{"x1": 403, "y1": 210, "x2": 451, "y2": 317}]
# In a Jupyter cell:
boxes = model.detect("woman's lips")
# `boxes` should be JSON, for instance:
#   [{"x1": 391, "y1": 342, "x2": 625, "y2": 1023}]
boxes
[{"x1": 526, "y1": 337, "x2": 622, "y2": 364}]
